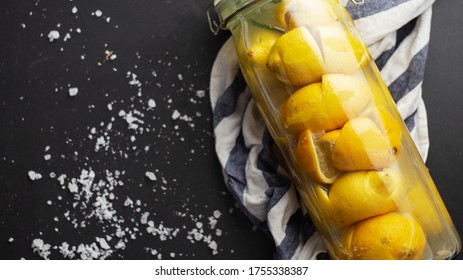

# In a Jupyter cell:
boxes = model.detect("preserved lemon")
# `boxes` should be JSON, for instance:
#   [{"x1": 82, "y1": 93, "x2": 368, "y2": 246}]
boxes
[
  {"x1": 332, "y1": 117, "x2": 394, "y2": 171},
  {"x1": 315, "y1": 169, "x2": 403, "y2": 226},
  {"x1": 341, "y1": 212, "x2": 426, "y2": 260},
  {"x1": 294, "y1": 129, "x2": 340, "y2": 184},
  {"x1": 279, "y1": 74, "x2": 370, "y2": 134},
  {"x1": 267, "y1": 26, "x2": 324, "y2": 86}
]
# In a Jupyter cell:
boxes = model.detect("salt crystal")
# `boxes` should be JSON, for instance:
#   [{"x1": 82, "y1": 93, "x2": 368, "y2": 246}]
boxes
[
  {"x1": 31, "y1": 239, "x2": 51, "y2": 259},
  {"x1": 96, "y1": 237, "x2": 111, "y2": 250},
  {"x1": 140, "y1": 212, "x2": 150, "y2": 224},
  {"x1": 94, "y1": 10, "x2": 103, "y2": 17},
  {"x1": 63, "y1": 33, "x2": 71, "y2": 42},
  {"x1": 28, "y1": 170, "x2": 42, "y2": 181},
  {"x1": 115, "y1": 241, "x2": 125, "y2": 250},
  {"x1": 148, "y1": 99, "x2": 156, "y2": 108},
  {"x1": 213, "y1": 210, "x2": 222, "y2": 219},
  {"x1": 68, "y1": 87, "x2": 78, "y2": 97},
  {"x1": 196, "y1": 90, "x2": 206, "y2": 98},
  {"x1": 145, "y1": 171, "x2": 157, "y2": 181},
  {"x1": 48, "y1": 30, "x2": 60, "y2": 42},
  {"x1": 171, "y1": 110, "x2": 180, "y2": 120},
  {"x1": 44, "y1": 154, "x2": 51, "y2": 161},
  {"x1": 72, "y1": 7, "x2": 78, "y2": 14},
  {"x1": 8, "y1": 237, "x2": 14, "y2": 243},
  {"x1": 68, "y1": 181, "x2": 78, "y2": 193},
  {"x1": 124, "y1": 197, "x2": 133, "y2": 207}
]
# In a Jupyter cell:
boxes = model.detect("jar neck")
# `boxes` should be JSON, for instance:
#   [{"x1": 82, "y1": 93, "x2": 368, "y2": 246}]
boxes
[{"x1": 214, "y1": 0, "x2": 259, "y2": 29}]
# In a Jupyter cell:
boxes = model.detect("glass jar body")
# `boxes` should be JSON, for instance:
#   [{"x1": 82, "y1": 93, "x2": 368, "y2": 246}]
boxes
[{"x1": 219, "y1": 0, "x2": 461, "y2": 259}]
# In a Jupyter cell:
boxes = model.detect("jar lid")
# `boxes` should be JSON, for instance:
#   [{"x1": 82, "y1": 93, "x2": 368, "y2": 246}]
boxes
[
  {"x1": 208, "y1": 0, "x2": 256, "y2": 34},
  {"x1": 208, "y1": 0, "x2": 365, "y2": 35}
]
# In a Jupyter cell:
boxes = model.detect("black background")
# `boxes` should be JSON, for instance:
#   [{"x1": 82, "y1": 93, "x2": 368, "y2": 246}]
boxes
[{"x1": 0, "y1": 0, "x2": 461, "y2": 260}]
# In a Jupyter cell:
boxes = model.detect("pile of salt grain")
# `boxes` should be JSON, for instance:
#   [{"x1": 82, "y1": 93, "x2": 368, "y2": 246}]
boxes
[
  {"x1": 24, "y1": 7, "x2": 224, "y2": 260},
  {"x1": 27, "y1": 110, "x2": 222, "y2": 260}
]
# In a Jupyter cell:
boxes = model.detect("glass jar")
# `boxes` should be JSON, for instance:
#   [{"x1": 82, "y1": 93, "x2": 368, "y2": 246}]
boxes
[{"x1": 210, "y1": 0, "x2": 461, "y2": 259}]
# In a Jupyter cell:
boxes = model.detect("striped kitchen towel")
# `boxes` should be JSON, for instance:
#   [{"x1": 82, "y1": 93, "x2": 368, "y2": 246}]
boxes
[{"x1": 209, "y1": 0, "x2": 435, "y2": 259}]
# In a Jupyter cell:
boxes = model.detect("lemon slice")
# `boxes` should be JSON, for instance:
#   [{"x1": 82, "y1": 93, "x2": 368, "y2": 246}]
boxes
[
  {"x1": 294, "y1": 129, "x2": 340, "y2": 184},
  {"x1": 267, "y1": 26, "x2": 324, "y2": 86}
]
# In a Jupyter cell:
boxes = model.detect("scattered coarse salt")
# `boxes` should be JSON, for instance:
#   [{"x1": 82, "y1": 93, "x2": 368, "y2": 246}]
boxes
[
  {"x1": 48, "y1": 30, "x2": 60, "y2": 42},
  {"x1": 94, "y1": 10, "x2": 103, "y2": 17},
  {"x1": 72, "y1": 7, "x2": 78, "y2": 14},
  {"x1": 28, "y1": 170, "x2": 42, "y2": 181},
  {"x1": 68, "y1": 87, "x2": 78, "y2": 97},
  {"x1": 145, "y1": 171, "x2": 157, "y2": 181}
]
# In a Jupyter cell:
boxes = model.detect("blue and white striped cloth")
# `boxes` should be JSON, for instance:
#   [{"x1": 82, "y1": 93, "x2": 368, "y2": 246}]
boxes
[{"x1": 209, "y1": 0, "x2": 435, "y2": 259}]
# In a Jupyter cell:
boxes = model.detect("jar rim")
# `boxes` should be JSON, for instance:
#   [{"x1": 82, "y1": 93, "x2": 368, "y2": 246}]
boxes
[{"x1": 213, "y1": 0, "x2": 258, "y2": 28}]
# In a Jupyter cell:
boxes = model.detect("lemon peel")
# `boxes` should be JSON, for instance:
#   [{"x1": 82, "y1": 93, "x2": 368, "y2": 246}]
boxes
[
  {"x1": 246, "y1": 30, "x2": 281, "y2": 67},
  {"x1": 280, "y1": 74, "x2": 370, "y2": 134},
  {"x1": 267, "y1": 26, "x2": 324, "y2": 86},
  {"x1": 294, "y1": 129, "x2": 340, "y2": 184},
  {"x1": 315, "y1": 169, "x2": 403, "y2": 226},
  {"x1": 341, "y1": 212, "x2": 426, "y2": 260},
  {"x1": 332, "y1": 117, "x2": 394, "y2": 171}
]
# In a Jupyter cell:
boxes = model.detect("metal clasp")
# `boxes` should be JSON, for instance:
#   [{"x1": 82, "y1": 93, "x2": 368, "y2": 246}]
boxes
[
  {"x1": 207, "y1": 4, "x2": 224, "y2": 35},
  {"x1": 351, "y1": 0, "x2": 365, "y2": 5}
]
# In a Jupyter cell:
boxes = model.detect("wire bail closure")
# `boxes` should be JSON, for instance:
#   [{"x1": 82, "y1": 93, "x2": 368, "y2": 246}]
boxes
[{"x1": 207, "y1": 4, "x2": 224, "y2": 35}]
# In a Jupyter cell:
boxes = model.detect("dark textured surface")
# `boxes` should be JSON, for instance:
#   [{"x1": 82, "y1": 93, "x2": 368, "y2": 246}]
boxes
[
  {"x1": 0, "y1": 0, "x2": 461, "y2": 260},
  {"x1": 422, "y1": 0, "x2": 463, "y2": 260}
]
